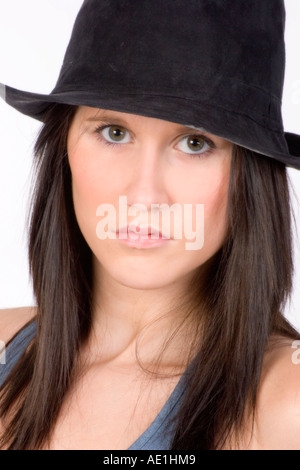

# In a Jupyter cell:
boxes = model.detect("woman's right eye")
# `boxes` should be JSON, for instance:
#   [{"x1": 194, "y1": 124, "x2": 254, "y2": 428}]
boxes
[{"x1": 96, "y1": 125, "x2": 131, "y2": 145}]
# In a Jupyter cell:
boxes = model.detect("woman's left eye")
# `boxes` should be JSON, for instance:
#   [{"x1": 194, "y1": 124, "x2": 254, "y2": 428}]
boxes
[
  {"x1": 96, "y1": 125, "x2": 131, "y2": 144},
  {"x1": 176, "y1": 135, "x2": 214, "y2": 155}
]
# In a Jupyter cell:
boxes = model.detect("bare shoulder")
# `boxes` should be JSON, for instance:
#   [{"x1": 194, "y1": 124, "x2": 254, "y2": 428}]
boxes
[
  {"x1": 0, "y1": 306, "x2": 37, "y2": 345},
  {"x1": 243, "y1": 336, "x2": 300, "y2": 450}
]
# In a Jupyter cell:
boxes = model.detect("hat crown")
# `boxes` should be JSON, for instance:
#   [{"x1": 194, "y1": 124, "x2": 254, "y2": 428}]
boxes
[{"x1": 55, "y1": 0, "x2": 286, "y2": 107}]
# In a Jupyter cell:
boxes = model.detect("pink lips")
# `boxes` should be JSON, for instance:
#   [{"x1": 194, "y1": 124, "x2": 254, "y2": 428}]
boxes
[{"x1": 115, "y1": 225, "x2": 172, "y2": 248}]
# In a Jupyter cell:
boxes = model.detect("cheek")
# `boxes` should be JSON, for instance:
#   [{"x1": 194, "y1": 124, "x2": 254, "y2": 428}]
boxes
[
  {"x1": 70, "y1": 140, "x2": 113, "y2": 197},
  {"x1": 202, "y1": 180, "x2": 229, "y2": 253},
  {"x1": 68, "y1": 141, "x2": 115, "y2": 246},
  {"x1": 179, "y1": 163, "x2": 230, "y2": 257}
]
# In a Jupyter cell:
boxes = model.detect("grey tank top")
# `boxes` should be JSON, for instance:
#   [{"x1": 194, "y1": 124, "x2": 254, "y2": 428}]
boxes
[{"x1": 0, "y1": 321, "x2": 192, "y2": 450}]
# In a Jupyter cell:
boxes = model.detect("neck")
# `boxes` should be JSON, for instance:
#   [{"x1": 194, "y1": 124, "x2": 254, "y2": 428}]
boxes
[{"x1": 82, "y1": 260, "x2": 201, "y2": 371}]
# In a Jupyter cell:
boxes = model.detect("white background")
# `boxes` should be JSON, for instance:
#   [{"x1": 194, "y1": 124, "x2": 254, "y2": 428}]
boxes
[{"x1": 0, "y1": 1, "x2": 299, "y2": 329}]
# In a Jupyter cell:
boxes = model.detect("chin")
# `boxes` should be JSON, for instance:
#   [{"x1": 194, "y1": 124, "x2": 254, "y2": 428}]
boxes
[
  {"x1": 118, "y1": 277, "x2": 173, "y2": 290},
  {"x1": 108, "y1": 265, "x2": 179, "y2": 290}
]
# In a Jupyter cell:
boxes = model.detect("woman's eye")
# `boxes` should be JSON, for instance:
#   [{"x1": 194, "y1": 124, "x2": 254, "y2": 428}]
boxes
[
  {"x1": 98, "y1": 125, "x2": 131, "y2": 144},
  {"x1": 176, "y1": 135, "x2": 212, "y2": 155}
]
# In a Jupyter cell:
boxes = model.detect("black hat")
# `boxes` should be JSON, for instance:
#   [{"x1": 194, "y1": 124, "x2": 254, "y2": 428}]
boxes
[{"x1": 1, "y1": 0, "x2": 300, "y2": 170}]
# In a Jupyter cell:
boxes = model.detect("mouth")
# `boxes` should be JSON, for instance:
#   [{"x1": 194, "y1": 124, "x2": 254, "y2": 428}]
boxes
[
  {"x1": 114, "y1": 225, "x2": 173, "y2": 248},
  {"x1": 116, "y1": 225, "x2": 171, "y2": 240}
]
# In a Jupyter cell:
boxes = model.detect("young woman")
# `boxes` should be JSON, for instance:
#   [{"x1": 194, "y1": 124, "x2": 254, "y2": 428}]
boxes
[{"x1": 0, "y1": 0, "x2": 300, "y2": 450}]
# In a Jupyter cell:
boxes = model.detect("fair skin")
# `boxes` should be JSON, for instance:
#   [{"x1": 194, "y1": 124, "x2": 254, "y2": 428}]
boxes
[
  {"x1": 1, "y1": 107, "x2": 300, "y2": 449},
  {"x1": 67, "y1": 106, "x2": 232, "y2": 369}
]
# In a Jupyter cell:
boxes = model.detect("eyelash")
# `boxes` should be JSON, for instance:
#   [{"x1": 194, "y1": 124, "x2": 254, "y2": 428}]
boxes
[
  {"x1": 94, "y1": 124, "x2": 130, "y2": 149},
  {"x1": 93, "y1": 123, "x2": 216, "y2": 158}
]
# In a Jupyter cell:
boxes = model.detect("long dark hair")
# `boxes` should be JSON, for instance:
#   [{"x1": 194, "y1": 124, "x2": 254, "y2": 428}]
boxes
[{"x1": 0, "y1": 103, "x2": 299, "y2": 450}]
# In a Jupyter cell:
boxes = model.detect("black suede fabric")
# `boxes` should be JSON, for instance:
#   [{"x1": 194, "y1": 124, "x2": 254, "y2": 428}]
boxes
[{"x1": 1, "y1": 0, "x2": 300, "y2": 169}]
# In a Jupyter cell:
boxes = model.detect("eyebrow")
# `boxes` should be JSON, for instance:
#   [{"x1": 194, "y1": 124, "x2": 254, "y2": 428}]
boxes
[{"x1": 85, "y1": 113, "x2": 208, "y2": 134}]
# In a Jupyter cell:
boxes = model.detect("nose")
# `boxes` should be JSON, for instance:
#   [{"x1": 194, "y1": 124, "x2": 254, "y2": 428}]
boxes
[{"x1": 126, "y1": 142, "x2": 168, "y2": 209}]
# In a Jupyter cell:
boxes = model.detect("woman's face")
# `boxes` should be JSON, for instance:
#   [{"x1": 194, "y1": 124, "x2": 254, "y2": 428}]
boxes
[{"x1": 67, "y1": 106, "x2": 233, "y2": 289}]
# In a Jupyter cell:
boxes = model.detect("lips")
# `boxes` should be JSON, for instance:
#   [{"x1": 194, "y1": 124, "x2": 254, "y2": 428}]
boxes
[{"x1": 116, "y1": 225, "x2": 170, "y2": 239}]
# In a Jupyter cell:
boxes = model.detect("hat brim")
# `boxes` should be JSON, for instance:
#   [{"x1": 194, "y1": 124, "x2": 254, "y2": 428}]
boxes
[{"x1": 1, "y1": 83, "x2": 300, "y2": 170}]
